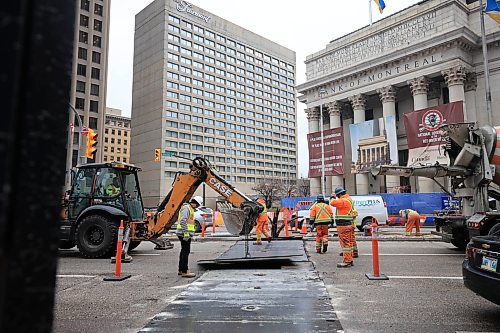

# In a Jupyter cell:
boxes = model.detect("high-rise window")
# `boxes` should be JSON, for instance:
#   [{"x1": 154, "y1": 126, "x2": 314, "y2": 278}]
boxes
[
  {"x1": 80, "y1": 14, "x2": 89, "y2": 28},
  {"x1": 78, "y1": 47, "x2": 87, "y2": 60},
  {"x1": 89, "y1": 117, "x2": 98, "y2": 130},
  {"x1": 77, "y1": 64, "x2": 86, "y2": 76},
  {"x1": 79, "y1": 31, "x2": 88, "y2": 44},
  {"x1": 90, "y1": 84, "x2": 99, "y2": 96},
  {"x1": 75, "y1": 97, "x2": 85, "y2": 110},
  {"x1": 80, "y1": 0, "x2": 90, "y2": 11},
  {"x1": 91, "y1": 67, "x2": 100, "y2": 80},
  {"x1": 92, "y1": 51, "x2": 101, "y2": 64},
  {"x1": 94, "y1": 4, "x2": 103, "y2": 16},
  {"x1": 90, "y1": 100, "x2": 98, "y2": 112},
  {"x1": 93, "y1": 36, "x2": 102, "y2": 48},
  {"x1": 94, "y1": 19, "x2": 102, "y2": 32},
  {"x1": 76, "y1": 81, "x2": 86, "y2": 93}
]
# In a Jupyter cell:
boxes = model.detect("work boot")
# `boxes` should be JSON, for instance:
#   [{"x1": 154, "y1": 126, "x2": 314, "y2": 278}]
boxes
[
  {"x1": 316, "y1": 248, "x2": 322, "y2": 254},
  {"x1": 337, "y1": 262, "x2": 353, "y2": 268},
  {"x1": 353, "y1": 251, "x2": 359, "y2": 258},
  {"x1": 181, "y1": 271, "x2": 196, "y2": 278},
  {"x1": 339, "y1": 252, "x2": 343, "y2": 257},
  {"x1": 253, "y1": 241, "x2": 262, "y2": 245},
  {"x1": 322, "y1": 245, "x2": 328, "y2": 253},
  {"x1": 404, "y1": 232, "x2": 411, "y2": 236},
  {"x1": 267, "y1": 237, "x2": 272, "y2": 243},
  {"x1": 415, "y1": 232, "x2": 423, "y2": 236}
]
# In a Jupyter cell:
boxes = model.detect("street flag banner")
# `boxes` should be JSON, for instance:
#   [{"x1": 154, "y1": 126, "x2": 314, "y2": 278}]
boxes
[
  {"x1": 349, "y1": 116, "x2": 398, "y2": 173},
  {"x1": 374, "y1": 0, "x2": 386, "y2": 14},
  {"x1": 307, "y1": 127, "x2": 345, "y2": 177},
  {"x1": 404, "y1": 102, "x2": 464, "y2": 167},
  {"x1": 485, "y1": 0, "x2": 500, "y2": 23}
]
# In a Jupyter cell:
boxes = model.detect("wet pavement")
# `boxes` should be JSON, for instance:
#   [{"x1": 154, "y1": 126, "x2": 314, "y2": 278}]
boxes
[{"x1": 140, "y1": 240, "x2": 343, "y2": 333}]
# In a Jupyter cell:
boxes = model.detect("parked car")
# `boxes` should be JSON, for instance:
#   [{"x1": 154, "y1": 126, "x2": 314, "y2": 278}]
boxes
[
  {"x1": 463, "y1": 227, "x2": 500, "y2": 305},
  {"x1": 171, "y1": 206, "x2": 213, "y2": 233},
  {"x1": 290, "y1": 195, "x2": 389, "y2": 231}
]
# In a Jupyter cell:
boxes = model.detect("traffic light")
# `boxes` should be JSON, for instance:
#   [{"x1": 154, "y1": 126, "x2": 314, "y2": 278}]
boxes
[
  {"x1": 154, "y1": 148, "x2": 161, "y2": 162},
  {"x1": 86, "y1": 128, "x2": 98, "y2": 159}
]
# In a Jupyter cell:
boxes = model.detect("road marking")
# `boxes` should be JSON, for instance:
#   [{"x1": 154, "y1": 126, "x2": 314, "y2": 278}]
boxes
[
  {"x1": 132, "y1": 253, "x2": 161, "y2": 256},
  {"x1": 360, "y1": 253, "x2": 464, "y2": 256},
  {"x1": 388, "y1": 276, "x2": 462, "y2": 280},
  {"x1": 57, "y1": 275, "x2": 96, "y2": 278}
]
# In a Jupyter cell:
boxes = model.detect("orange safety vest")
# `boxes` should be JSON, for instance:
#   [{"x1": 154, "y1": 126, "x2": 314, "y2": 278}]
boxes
[
  {"x1": 256, "y1": 201, "x2": 268, "y2": 223},
  {"x1": 330, "y1": 194, "x2": 354, "y2": 225},
  {"x1": 310, "y1": 202, "x2": 334, "y2": 224}
]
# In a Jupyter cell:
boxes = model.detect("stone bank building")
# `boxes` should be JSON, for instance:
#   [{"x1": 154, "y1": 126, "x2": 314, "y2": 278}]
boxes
[{"x1": 297, "y1": 0, "x2": 500, "y2": 195}]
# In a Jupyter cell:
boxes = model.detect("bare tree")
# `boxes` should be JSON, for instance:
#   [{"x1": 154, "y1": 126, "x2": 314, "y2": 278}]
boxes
[
  {"x1": 296, "y1": 178, "x2": 310, "y2": 197},
  {"x1": 251, "y1": 178, "x2": 282, "y2": 207},
  {"x1": 277, "y1": 178, "x2": 297, "y2": 198}
]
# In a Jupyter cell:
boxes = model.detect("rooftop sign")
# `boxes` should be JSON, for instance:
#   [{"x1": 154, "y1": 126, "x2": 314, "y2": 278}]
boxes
[{"x1": 174, "y1": 0, "x2": 211, "y2": 23}]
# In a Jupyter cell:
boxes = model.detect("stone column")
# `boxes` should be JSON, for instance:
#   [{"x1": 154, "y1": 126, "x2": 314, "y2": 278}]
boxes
[
  {"x1": 464, "y1": 72, "x2": 478, "y2": 124},
  {"x1": 442, "y1": 65, "x2": 467, "y2": 120},
  {"x1": 306, "y1": 107, "x2": 321, "y2": 195},
  {"x1": 327, "y1": 101, "x2": 343, "y2": 194},
  {"x1": 349, "y1": 94, "x2": 369, "y2": 194},
  {"x1": 377, "y1": 86, "x2": 399, "y2": 193},
  {"x1": 408, "y1": 76, "x2": 435, "y2": 193}
]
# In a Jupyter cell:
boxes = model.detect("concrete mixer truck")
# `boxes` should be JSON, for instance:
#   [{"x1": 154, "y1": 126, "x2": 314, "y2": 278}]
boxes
[{"x1": 372, "y1": 123, "x2": 500, "y2": 249}]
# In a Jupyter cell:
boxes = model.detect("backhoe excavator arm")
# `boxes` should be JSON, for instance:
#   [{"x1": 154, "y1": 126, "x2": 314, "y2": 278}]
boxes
[{"x1": 138, "y1": 157, "x2": 262, "y2": 239}]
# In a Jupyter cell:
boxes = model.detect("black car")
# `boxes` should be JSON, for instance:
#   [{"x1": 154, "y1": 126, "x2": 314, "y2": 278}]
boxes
[{"x1": 463, "y1": 227, "x2": 500, "y2": 305}]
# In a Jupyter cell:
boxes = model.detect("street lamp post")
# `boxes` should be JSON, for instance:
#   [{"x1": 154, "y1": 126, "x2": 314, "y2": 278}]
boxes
[
  {"x1": 319, "y1": 88, "x2": 327, "y2": 196},
  {"x1": 66, "y1": 104, "x2": 86, "y2": 188}
]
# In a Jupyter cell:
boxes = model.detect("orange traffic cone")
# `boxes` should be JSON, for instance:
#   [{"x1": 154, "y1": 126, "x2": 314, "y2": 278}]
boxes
[{"x1": 300, "y1": 221, "x2": 308, "y2": 234}]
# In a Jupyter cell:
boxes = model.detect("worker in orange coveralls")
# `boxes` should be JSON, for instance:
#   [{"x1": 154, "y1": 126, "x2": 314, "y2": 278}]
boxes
[
  {"x1": 399, "y1": 209, "x2": 422, "y2": 236},
  {"x1": 254, "y1": 198, "x2": 271, "y2": 245},
  {"x1": 310, "y1": 195, "x2": 334, "y2": 254},
  {"x1": 330, "y1": 187, "x2": 355, "y2": 268}
]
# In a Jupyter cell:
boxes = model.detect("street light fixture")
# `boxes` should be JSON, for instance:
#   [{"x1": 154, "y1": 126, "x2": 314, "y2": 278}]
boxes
[{"x1": 319, "y1": 87, "x2": 327, "y2": 196}]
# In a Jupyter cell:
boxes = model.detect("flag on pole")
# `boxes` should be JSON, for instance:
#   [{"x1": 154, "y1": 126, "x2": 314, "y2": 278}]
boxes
[
  {"x1": 373, "y1": 0, "x2": 386, "y2": 14},
  {"x1": 485, "y1": 0, "x2": 500, "y2": 23}
]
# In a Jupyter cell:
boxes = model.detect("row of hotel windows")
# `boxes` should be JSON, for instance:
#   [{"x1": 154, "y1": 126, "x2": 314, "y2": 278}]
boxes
[
  {"x1": 164, "y1": 98, "x2": 295, "y2": 127},
  {"x1": 104, "y1": 128, "x2": 129, "y2": 136},
  {"x1": 80, "y1": 0, "x2": 104, "y2": 16},
  {"x1": 166, "y1": 36, "x2": 294, "y2": 83},
  {"x1": 77, "y1": 47, "x2": 101, "y2": 63},
  {"x1": 103, "y1": 156, "x2": 127, "y2": 163},
  {"x1": 76, "y1": 81, "x2": 100, "y2": 96},
  {"x1": 79, "y1": 14, "x2": 103, "y2": 32},
  {"x1": 104, "y1": 137, "x2": 128, "y2": 145},
  {"x1": 167, "y1": 15, "x2": 294, "y2": 72},
  {"x1": 164, "y1": 120, "x2": 295, "y2": 141},
  {"x1": 165, "y1": 111, "x2": 296, "y2": 135},
  {"x1": 103, "y1": 146, "x2": 127, "y2": 154},
  {"x1": 165, "y1": 70, "x2": 295, "y2": 114},
  {"x1": 166, "y1": 162, "x2": 295, "y2": 173},
  {"x1": 165, "y1": 76, "x2": 294, "y2": 109},
  {"x1": 164, "y1": 140, "x2": 294, "y2": 156},
  {"x1": 164, "y1": 172, "x2": 296, "y2": 182},
  {"x1": 163, "y1": 157, "x2": 296, "y2": 171},
  {"x1": 164, "y1": 131, "x2": 295, "y2": 149},
  {"x1": 105, "y1": 119, "x2": 130, "y2": 127},
  {"x1": 164, "y1": 152, "x2": 297, "y2": 165},
  {"x1": 75, "y1": 97, "x2": 99, "y2": 112},
  {"x1": 77, "y1": 64, "x2": 101, "y2": 79},
  {"x1": 165, "y1": 50, "x2": 294, "y2": 93},
  {"x1": 78, "y1": 30, "x2": 103, "y2": 48}
]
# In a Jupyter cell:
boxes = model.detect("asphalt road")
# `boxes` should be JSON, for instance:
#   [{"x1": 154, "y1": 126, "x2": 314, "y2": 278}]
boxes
[{"x1": 54, "y1": 237, "x2": 500, "y2": 333}]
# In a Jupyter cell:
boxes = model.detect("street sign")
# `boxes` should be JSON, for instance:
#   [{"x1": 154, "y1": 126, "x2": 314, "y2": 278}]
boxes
[{"x1": 162, "y1": 152, "x2": 175, "y2": 157}]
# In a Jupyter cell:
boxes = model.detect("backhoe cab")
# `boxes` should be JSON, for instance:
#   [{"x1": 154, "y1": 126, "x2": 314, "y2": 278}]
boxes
[{"x1": 60, "y1": 157, "x2": 261, "y2": 258}]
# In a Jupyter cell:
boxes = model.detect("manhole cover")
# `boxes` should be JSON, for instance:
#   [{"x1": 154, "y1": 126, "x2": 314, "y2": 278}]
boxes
[{"x1": 241, "y1": 305, "x2": 261, "y2": 312}]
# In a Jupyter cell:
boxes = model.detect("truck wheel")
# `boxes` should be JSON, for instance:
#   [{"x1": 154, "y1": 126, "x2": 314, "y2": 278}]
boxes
[
  {"x1": 128, "y1": 240, "x2": 142, "y2": 251},
  {"x1": 76, "y1": 215, "x2": 117, "y2": 258},
  {"x1": 58, "y1": 240, "x2": 75, "y2": 250},
  {"x1": 361, "y1": 217, "x2": 376, "y2": 230},
  {"x1": 451, "y1": 229, "x2": 469, "y2": 250},
  {"x1": 488, "y1": 223, "x2": 500, "y2": 236}
]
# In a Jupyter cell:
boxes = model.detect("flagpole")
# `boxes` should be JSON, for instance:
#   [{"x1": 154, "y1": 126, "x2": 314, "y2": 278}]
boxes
[
  {"x1": 479, "y1": 0, "x2": 493, "y2": 124},
  {"x1": 369, "y1": 0, "x2": 373, "y2": 25}
]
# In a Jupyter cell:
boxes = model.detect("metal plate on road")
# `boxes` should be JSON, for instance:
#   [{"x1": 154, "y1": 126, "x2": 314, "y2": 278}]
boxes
[
  {"x1": 215, "y1": 239, "x2": 308, "y2": 263},
  {"x1": 140, "y1": 269, "x2": 342, "y2": 333}
]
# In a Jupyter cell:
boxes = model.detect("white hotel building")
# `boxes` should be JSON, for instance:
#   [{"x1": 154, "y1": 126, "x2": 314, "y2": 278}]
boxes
[
  {"x1": 131, "y1": 0, "x2": 297, "y2": 206},
  {"x1": 297, "y1": 0, "x2": 500, "y2": 196}
]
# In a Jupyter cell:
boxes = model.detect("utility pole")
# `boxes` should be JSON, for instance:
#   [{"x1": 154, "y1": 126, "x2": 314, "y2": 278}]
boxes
[
  {"x1": 479, "y1": 0, "x2": 493, "y2": 125},
  {"x1": 319, "y1": 88, "x2": 327, "y2": 196}
]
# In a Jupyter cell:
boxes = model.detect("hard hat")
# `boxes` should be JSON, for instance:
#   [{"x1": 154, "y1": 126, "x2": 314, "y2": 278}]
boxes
[
  {"x1": 399, "y1": 209, "x2": 404, "y2": 217},
  {"x1": 190, "y1": 196, "x2": 203, "y2": 206},
  {"x1": 316, "y1": 194, "x2": 324, "y2": 201},
  {"x1": 334, "y1": 187, "x2": 346, "y2": 196}
]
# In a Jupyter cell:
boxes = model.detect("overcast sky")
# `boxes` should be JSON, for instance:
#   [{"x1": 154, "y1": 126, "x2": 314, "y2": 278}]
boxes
[{"x1": 106, "y1": 0, "x2": 422, "y2": 177}]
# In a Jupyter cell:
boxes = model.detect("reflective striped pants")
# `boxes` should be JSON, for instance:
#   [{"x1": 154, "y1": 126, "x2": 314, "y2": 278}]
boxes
[
  {"x1": 338, "y1": 225, "x2": 354, "y2": 263},
  {"x1": 351, "y1": 222, "x2": 358, "y2": 256},
  {"x1": 256, "y1": 219, "x2": 270, "y2": 244},
  {"x1": 315, "y1": 225, "x2": 329, "y2": 251}
]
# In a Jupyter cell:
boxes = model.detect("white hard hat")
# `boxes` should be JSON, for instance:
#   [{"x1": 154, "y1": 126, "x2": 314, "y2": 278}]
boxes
[{"x1": 191, "y1": 196, "x2": 203, "y2": 206}]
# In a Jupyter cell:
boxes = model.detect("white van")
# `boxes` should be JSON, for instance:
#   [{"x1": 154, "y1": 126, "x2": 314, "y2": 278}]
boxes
[{"x1": 292, "y1": 195, "x2": 388, "y2": 231}]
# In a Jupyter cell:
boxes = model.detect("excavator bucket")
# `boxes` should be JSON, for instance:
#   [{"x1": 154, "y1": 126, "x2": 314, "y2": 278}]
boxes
[{"x1": 220, "y1": 207, "x2": 254, "y2": 236}]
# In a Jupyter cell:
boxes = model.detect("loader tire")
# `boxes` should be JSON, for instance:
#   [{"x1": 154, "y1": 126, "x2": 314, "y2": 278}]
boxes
[
  {"x1": 76, "y1": 215, "x2": 117, "y2": 258},
  {"x1": 128, "y1": 240, "x2": 142, "y2": 251},
  {"x1": 58, "y1": 240, "x2": 75, "y2": 250}
]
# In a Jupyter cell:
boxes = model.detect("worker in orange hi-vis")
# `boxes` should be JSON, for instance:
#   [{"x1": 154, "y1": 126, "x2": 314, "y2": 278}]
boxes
[
  {"x1": 310, "y1": 195, "x2": 334, "y2": 254},
  {"x1": 399, "y1": 209, "x2": 422, "y2": 236},
  {"x1": 330, "y1": 187, "x2": 355, "y2": 268},
  {"x1": 254, "y1": 198, "x2": 271, "y2": 245}
]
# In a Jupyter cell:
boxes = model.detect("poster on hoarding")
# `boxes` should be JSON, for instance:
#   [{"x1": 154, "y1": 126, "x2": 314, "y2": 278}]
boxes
[
  {"x1": 349, "y1": 115, "x2": 399, "y2": 173},
  {"x1": 307, "y1": 127, "x2": 345, "y2": 177},
  {"x1": 404, "y1": 102, "x2": 464, "y2": 166}
]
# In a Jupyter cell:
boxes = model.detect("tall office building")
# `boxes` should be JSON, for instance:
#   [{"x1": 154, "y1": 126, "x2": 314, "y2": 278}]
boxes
[
  {"x1": 103, "y1": 108, "x2": 131, "y2": 163},
  {"x1": 66, "y1": 0, "x2": 110, "y2": 174},
  {"x1": 132, "y1": 0, "x2": 297, "y2": 206}
]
